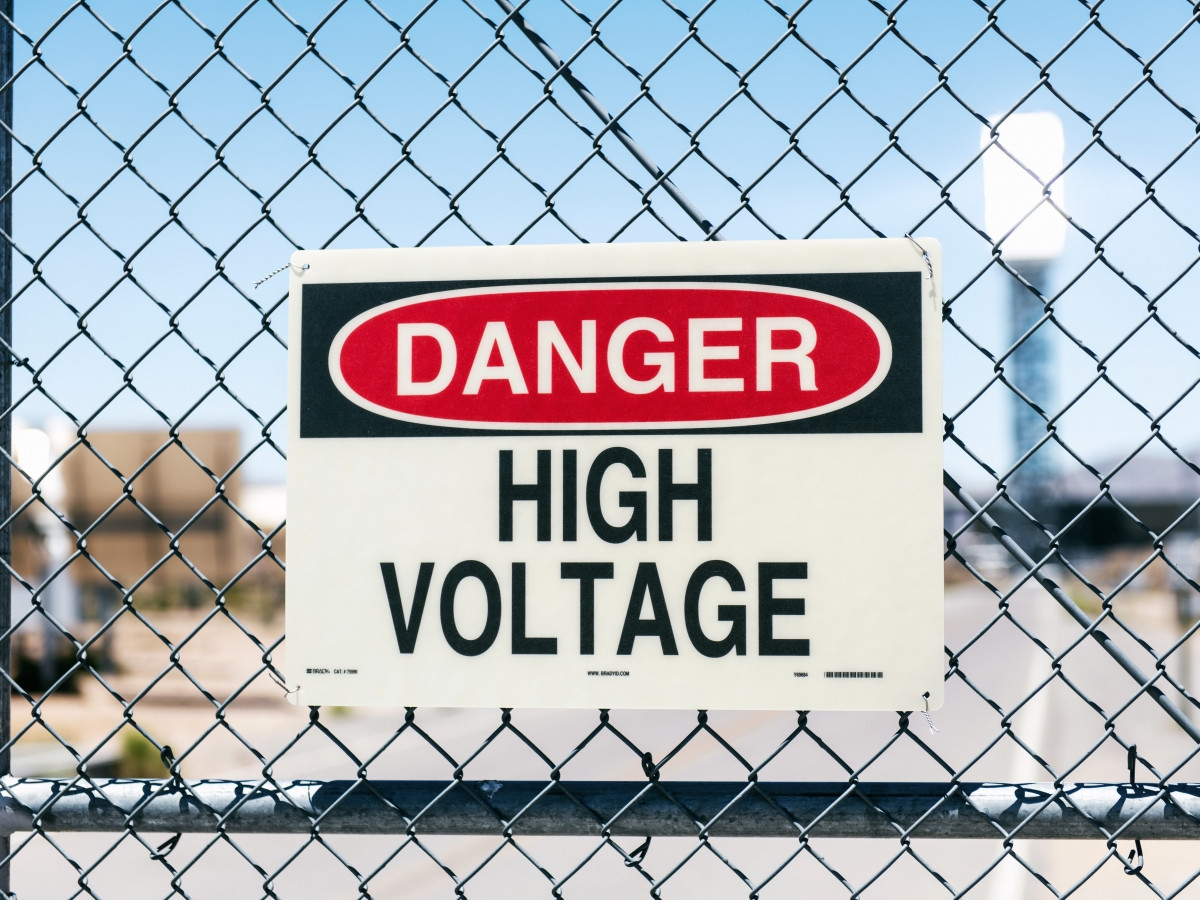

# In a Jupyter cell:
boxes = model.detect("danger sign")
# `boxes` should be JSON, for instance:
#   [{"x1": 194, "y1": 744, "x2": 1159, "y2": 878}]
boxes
[
  {"x1": 329, "y1": 283, "x2": 889, "y2": 427},
  {"x1": 287, "y1": 239, "x2": 943, "y2": 710}
]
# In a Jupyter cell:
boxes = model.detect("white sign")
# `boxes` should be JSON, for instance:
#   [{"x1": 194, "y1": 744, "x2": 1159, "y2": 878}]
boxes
[{"x1": 286, "y1": 239, "x2": 943, "y2": 710}]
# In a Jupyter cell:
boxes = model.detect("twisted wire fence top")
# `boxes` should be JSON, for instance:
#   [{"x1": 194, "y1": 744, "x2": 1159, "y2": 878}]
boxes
[{"x1": 6, "y1": 0, "x2": 1200, "y2": 897}]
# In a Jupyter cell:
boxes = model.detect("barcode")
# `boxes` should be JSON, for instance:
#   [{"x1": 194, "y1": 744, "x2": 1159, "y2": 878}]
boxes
[{"x1": 825, "y1": 671, "x2": 883, "y2": 679}]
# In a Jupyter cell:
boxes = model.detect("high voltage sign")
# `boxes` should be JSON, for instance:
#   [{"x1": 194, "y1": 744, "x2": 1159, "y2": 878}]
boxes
[{"x1": 287, "y1": 239, "x2": 943, "y2": 710}]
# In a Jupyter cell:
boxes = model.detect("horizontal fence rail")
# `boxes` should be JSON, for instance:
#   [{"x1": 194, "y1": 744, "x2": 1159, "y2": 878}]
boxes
[{"x1": 6, "y1": 780, "x2": 1200, "y2": 840}]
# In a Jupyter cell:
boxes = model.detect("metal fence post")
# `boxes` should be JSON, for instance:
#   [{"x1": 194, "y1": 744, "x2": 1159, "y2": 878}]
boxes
[{"x1": 0, "y1": 0, "x2": 12, "y2": 894}]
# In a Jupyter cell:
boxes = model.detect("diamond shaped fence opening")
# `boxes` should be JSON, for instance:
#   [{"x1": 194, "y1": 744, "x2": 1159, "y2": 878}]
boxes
[{"x1": 4, "y1": 0, "x2": 1200, "y2": 897}]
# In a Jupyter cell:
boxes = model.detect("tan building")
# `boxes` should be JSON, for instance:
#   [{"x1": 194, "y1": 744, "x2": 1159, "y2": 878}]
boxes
[{"x1": 14, "y1": 428, "x2": 284, "y2": 605}]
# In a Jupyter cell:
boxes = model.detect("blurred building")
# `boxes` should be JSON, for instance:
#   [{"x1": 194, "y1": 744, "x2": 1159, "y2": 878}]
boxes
[
  {"x1": 946, "y1": 451, "x2": 1200, "y2": 555},
  {"x1": 1051, "y1": 452, "x2": 1200, "y2": 549},
  {"x1": 13, "y1": 426, "x2": 285, "y2": 609},
  {"x1": 11, "y1": 426, "x2": 286, "y2": 691}
]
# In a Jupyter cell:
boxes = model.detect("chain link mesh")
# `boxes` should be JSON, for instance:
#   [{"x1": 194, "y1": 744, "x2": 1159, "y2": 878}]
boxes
[{"x1": 6, "y1": 0, "x2": 1200, "y2": 896}]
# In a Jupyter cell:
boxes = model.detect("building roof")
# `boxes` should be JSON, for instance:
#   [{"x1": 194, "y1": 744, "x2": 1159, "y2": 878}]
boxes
[{"x1": 1053, "y1": 449, "x2": 1200, "y2": 507}]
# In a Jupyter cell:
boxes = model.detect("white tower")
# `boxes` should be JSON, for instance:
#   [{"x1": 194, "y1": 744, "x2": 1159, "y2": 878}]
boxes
[{"x1": 982, "y1": 112, "x2": 1067, "y2": 512}]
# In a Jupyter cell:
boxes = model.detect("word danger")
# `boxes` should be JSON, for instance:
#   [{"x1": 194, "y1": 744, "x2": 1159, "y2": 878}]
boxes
[
  {"x1": 379, "y1": 559, "x2": 809, "y2": 659},
  {"x1": 329, "y1": 283, "x2": 891, "y2": 428}
]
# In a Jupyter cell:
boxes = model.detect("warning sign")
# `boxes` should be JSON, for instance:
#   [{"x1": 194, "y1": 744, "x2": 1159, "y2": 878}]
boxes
[{"x1": 286, "y1": 239, "x2": 943, "y2": 710}]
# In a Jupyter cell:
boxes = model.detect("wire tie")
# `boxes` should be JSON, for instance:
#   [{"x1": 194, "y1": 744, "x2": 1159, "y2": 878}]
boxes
[
  {"x1": 1117, "y1": 745, "x2": 1146, "y2": 875},
  {"x1": 1120, "y1": 745, "x2": 1148, "y2": 872},
  {"x1": 903, "y1": 233, "x2": 936, "y2": 303},
  {"x1": 269, "y1": 670, "x2": 301, "y2": 697},
  {"x1": 640, "y1": 751, "x2": 657, "y2": 780},
  {"x1": 624, "y1": 836, "x2": 651, "y2": 867},
  {"x1": 160, "y1": 744, "x2": 186, "y2": 792},
  {"x1": 922, "y1": 692, "x2": 939, "y2": 735},
  {"x1": 1123, "y1": 839, "x2": 1144, "y2": 875},
  {"x1": 150, "y1": 833, "x2": 181, "y2": 860},
  {"x1": 253, "y1": 261, "x2": 309, "y2": 289}
]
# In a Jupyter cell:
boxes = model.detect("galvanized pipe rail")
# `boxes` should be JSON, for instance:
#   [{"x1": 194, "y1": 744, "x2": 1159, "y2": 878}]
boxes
[{"x1": 4, "y1": 780, "x2": 1199, "y2": 839}]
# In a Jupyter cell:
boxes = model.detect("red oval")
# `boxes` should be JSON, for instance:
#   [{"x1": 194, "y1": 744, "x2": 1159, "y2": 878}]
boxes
[{"x1": 330, "y1": 283, "x2": 890, "y2": 429}]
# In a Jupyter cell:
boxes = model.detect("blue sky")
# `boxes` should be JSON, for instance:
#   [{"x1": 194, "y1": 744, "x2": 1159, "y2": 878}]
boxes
[{"x1": 10, "y1": 0, "x2": 1200, "y2": 490}]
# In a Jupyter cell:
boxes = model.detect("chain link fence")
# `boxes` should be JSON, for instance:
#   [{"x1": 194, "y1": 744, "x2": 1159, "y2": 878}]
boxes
[{"x1": 5, "y1": 0, "x2": 1200, "y2": 896}]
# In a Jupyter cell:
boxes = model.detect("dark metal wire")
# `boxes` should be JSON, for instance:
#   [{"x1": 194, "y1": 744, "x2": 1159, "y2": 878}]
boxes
[{"x1": 4, "y1": 0, "x2": 1200, "y2": 897}]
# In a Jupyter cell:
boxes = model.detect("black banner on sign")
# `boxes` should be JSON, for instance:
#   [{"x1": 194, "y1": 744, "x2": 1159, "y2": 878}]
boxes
[{"x1": 300, "y1": 272, "x2": 922, "y2": 438}]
